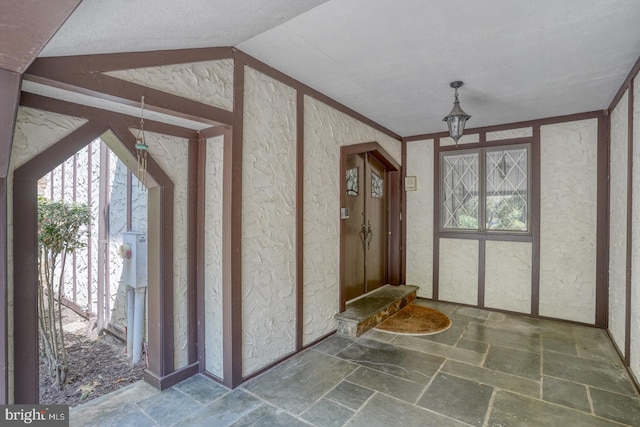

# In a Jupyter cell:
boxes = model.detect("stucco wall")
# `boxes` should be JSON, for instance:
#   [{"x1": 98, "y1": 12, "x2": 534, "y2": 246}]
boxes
[
  {"x1": 609, "y1": 92, "x2": 629, "y2": 352},
  {"x1": 439, "y1": 238, "x2": 478, "y2": 305},
  {"x1": 143, "y1": 130, "x2": 190, "y2": 369},
  {"x1": 302, "y1": 95, "x2": 401, "y2": 346},
  {"x1": 241, "y1": 67, "x2": 297, "y2": 375},
  {"x1": 107, "y1": 59, "x2": 234, "y2": 112},
  {"x1": 8, "y1": 107, "x2": 88, "y2": 402},
  {"x1": 539, "y1": 119, "x2": 598, "y2": 324},
  {"x1": 486, "y1": 127, "x2": 533, "y2": 141},
  {"x1": 204, "y1": 135, "x2": 224, "y2": 379},
  {"x1": 405, "y1": 139, "x2": 434, "y2": 298},
  {"x1": 485, "y1": 241, "x2": 531, "y2": 313}
]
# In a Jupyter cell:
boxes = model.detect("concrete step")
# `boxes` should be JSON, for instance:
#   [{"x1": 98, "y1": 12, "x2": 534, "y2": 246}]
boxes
[{"x1": 335, "y1": 284, "x2": 419, "y2": 337}]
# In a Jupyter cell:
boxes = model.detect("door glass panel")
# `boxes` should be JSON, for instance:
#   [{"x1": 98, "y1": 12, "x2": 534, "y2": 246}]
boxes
[
  {"x1": 371, "y1": 171, "x2": 383, "y2": 198},
  {"x1": 346, "y1": 167, "x2": 359, "y2": 196}
]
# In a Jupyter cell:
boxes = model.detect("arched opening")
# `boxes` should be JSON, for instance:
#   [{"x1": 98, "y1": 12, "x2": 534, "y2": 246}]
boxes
[{"x1": 13, "y1": 122, "x2": 175, "y2": 403}]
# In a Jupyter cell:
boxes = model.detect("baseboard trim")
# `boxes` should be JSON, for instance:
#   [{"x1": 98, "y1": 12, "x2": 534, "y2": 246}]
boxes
[{"x1": 144, "y1": 362, "x2": 199, "y2": 390}]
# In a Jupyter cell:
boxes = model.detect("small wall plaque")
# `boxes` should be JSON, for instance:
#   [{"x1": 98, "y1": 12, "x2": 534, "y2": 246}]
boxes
[{"x1": 404, "y1": 176, "x2": 417, "y2": 191}]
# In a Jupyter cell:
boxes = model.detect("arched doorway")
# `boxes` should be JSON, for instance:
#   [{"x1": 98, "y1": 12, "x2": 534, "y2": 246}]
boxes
[{"x1": 13, "y1": 122, "x2": 175, "y2": 403}]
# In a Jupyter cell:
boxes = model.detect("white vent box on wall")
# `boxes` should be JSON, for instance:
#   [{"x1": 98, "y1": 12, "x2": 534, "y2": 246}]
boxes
[{"x1": 119, "y1": 232, "x2": 148, "y2": 288}]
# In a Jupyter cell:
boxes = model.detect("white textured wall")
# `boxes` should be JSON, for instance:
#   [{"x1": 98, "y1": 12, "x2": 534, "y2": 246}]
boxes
[
  {"x1": 609, "y1": 95, "x2": 629, "y2": 349},
  {"x1": 9, "y1": 107, "x2": 88, "y2": 402},
  {"x1": 632, "y1": 78, "x2": 640, "y2": 382},
  {"x1": 485, "y1": 241, "x2": 532, "y2": 313},
  {"x1": 405, "y1": 139, "x2": 434, "y2": 298},
  {"x1": 486, "y1": 127, "x2": 533, "y2": 141},
  {"x1": 241, "y1": 67, "x2": 297, "y2": 375},
  {"x1": 107, "y1": 59, "x2": 234, "y2": 111},
  {"x1": 540, "y1": 119, "x2": 598, "y2": 324},
  {"x1": 143, "y1": 130, "x2": 190, "y2": 369},
  {"x1": 439, "y1": 238, "x2": 478, "y2": 305},
  {"x1": 302, "y1": 95, "x2": 401, "y2": 345},
  {"x1": 204, "y1": 135, "x2": 224, "y2": 378}
]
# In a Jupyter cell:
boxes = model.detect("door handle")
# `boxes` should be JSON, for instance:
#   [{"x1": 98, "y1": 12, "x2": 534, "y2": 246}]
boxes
[
  {"x1": 366, "y1": 221, "x2": 373, "y2": 250},
  {"x1": 359, "y1": 223, "x2": 367, "y2": 251}
]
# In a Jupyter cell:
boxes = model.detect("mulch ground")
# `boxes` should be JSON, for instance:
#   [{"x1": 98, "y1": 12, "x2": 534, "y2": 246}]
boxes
[{"x1": 39, "y1": 308, "x2": 145, "y2": 407}]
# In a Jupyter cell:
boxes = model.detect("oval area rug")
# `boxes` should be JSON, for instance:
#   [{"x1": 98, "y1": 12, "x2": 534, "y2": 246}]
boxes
[{"x1": 374, "y1": 304, "x2": 451, "y2": 336}]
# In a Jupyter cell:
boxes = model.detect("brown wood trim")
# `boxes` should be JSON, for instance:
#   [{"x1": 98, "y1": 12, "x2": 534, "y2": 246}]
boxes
[
  {"x1": 340, "y1": 142, "x2": 401, "y2": 171},
  {"x1": 388, "y1": 171, "x2": 401, "y2": 285},
  {"x1": 234, "y1": 50, "x2": 401, "y2": 142},
  {"x1": 110, "y1": 123, "x2": 175, "y2": 378},
  {"x1": 433, "y1": 138, "x2": 440, "y2": 300},
  {"x1": 625, "y1": 79, "x2": 634, "y2": 365},
  {"x1": 0, "y1": 70, "x2": 21, "y2": 177},
  {"x1": 20, "y1": 93, "x2": 198, "y2": 139},
  {"x1": 438, "y1": 137, "x2": 533, "y2": 152},
  {"x1": 198, "y1": 125, "x2": 228, "y2": 140},
  {"x1": 596, "y1": 114, "x2": 611, "y2": 328},
  {"x1": 27, "y1": 47, "x2": 234, "y2": 75},
  {"x1": 0, "y1": 70, "x2": 20, "y2": 404},
  {"x1": 438, "y1": 232, "x2": 533, "y2": 243},
  {"x1": 13, "y1": 121, "x2": 108, "y2": 403},
  {"x1": 609, "y1": 54, "x2": 640, "y2": 113},
  {"x1": 222, "y1": 59, "x2": 244, "y2": 388},
  {"x1": 187, "y1": 138, "x2": 199, "y2": 365},
  {"x1": 531, "y1": 125, "x2": 541, "y2": 317},
  {"x1": 478, "y1": 240, "x2": 485, "y2": 308},
  {"x1": 400, "y1": 140, "x2": 407, "y2": 284},
  {"x1": 23, "y1": 73, "x2": 232, "y2": 126},
  {"x1": 144, "y1": 361, "x2": 199, "y2": 391},
  {"x1": 196, "y1": 138, "x2": 206, "y2": 372},
  {"x1": 295, "y1": 90, "x2": 304, "y2": 350},
  {"x1": 404, "y1": 110, "x2": 606, "y2": 143}
]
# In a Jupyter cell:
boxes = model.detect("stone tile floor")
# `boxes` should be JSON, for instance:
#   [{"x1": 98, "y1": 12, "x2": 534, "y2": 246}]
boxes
[{"x1": 70, "y1": 300, "x2": 640, "y2": 426}]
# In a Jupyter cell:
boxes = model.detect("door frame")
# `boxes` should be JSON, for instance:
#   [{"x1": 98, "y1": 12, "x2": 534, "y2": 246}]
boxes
[{"x1": 339, "y1": 142, "x2": 401, "y2": 312}]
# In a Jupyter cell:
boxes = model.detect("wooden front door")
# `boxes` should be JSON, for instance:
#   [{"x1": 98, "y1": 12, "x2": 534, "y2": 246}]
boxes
[{"x1": 344, "y1": 152, "x2": 389, "y2": 301}]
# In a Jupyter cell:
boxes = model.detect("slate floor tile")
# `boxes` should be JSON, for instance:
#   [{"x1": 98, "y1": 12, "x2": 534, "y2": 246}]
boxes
[
  {"x1": 301, "y1": 398, "x2": 354, "y2": 427},
  {"x1": 442, "y1": 360, "x2": 540, "y2": 398},
  {"x1": 336, "y1": 338, "x2": 444, "y2": 384},
  {"x1": 173, "y1": 373, "x2": 229, "y2": 405},
  {"x1": 137, "y1": 387, "x2": 202, "y2": 426},
  {"x1": 543, "y1": 351, "x2": 636, "y2": 396},
  {"x1": 324, "y1": 380, "x2": 374, "y2": 410},
  {"x1": 484, "y1": 345, "x2": 541, "y2": 380},
  {"x1": 392, "y1": 335, "x2": 484, "y2": 365},
  {"x1": 590, "y1": 387, "x2": 640, "y2": 425},
  {"x1": 542, "y1": 376, "x2": 591, "y2": 412},
  {"x1": 230, "y1": 405, "x2": 310, "y2": 427},
  {"x1": 346, "y1": 366, "x2": 425, "y2": 403},
  {"x1": 346, "y1": 393, "x2": 468, "y2": 427},
  {"x1": 464, "y1": 323, "x2": 541, "y2": 353},
  {"x1": 488, "y1": 390, "x2": 621, "y2": 427},
  {"x1": 242, "y1": 349, "x2": 357, "y2": 415},
  {"x1": 172, "y1": 389, "x2": 262, "y2": 427},
  {"x1": 417, "y1": 373, "x2": 493, "y2": 426}
]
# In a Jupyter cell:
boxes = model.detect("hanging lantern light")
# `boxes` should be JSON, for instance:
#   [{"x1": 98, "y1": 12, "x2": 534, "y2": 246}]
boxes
[
  {"x1": 135, "y1": 96, "x2": 149, "y2": 188},
  {"x1": 443, "y1": 81, "x2": 471, "y2": 144}
]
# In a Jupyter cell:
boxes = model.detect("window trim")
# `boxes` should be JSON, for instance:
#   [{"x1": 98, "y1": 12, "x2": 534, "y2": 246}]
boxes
[{"x1": 439, "y1": 142, "x2": 532, "y2": 236}]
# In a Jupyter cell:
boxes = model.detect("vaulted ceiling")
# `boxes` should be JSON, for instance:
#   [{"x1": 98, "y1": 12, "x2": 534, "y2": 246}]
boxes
[{"x1": 6, "y1": 0, "x2": 640, "y2": 137}]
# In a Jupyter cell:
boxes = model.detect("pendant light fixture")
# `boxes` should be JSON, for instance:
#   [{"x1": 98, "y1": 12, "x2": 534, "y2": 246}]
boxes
[
  {"x1": 443, "y1": 81, "x2": 471, "y2": 144},
  {"x1": 135, "y1": 96, "x2": 149, "y2": 187}
]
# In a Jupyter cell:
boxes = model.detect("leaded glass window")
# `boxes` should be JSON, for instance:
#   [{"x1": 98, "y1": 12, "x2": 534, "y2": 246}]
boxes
[
  {"x1": 440, "y1": 144, "x2": 530, "y2": 234},
  {"x1": 441, "y1": 152, "x2": 479, "y2": 229},
  {"x1": 486, "y1": 147, "x2": 528, "y2": 231}
]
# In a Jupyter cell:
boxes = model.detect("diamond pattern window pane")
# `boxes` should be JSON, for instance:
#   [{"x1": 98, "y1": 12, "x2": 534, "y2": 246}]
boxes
[
  {"x1": 486, "y1": 148, "x2": 528, "y2": 231},
  {"x1": 442, "y1": 152, "x2": 479, "y2": 229}
]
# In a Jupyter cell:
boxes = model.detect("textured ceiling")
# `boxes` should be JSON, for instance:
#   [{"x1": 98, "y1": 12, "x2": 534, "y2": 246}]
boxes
[{"x1": 34, "y1": 0, "x2": 640, "y2": 137}]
